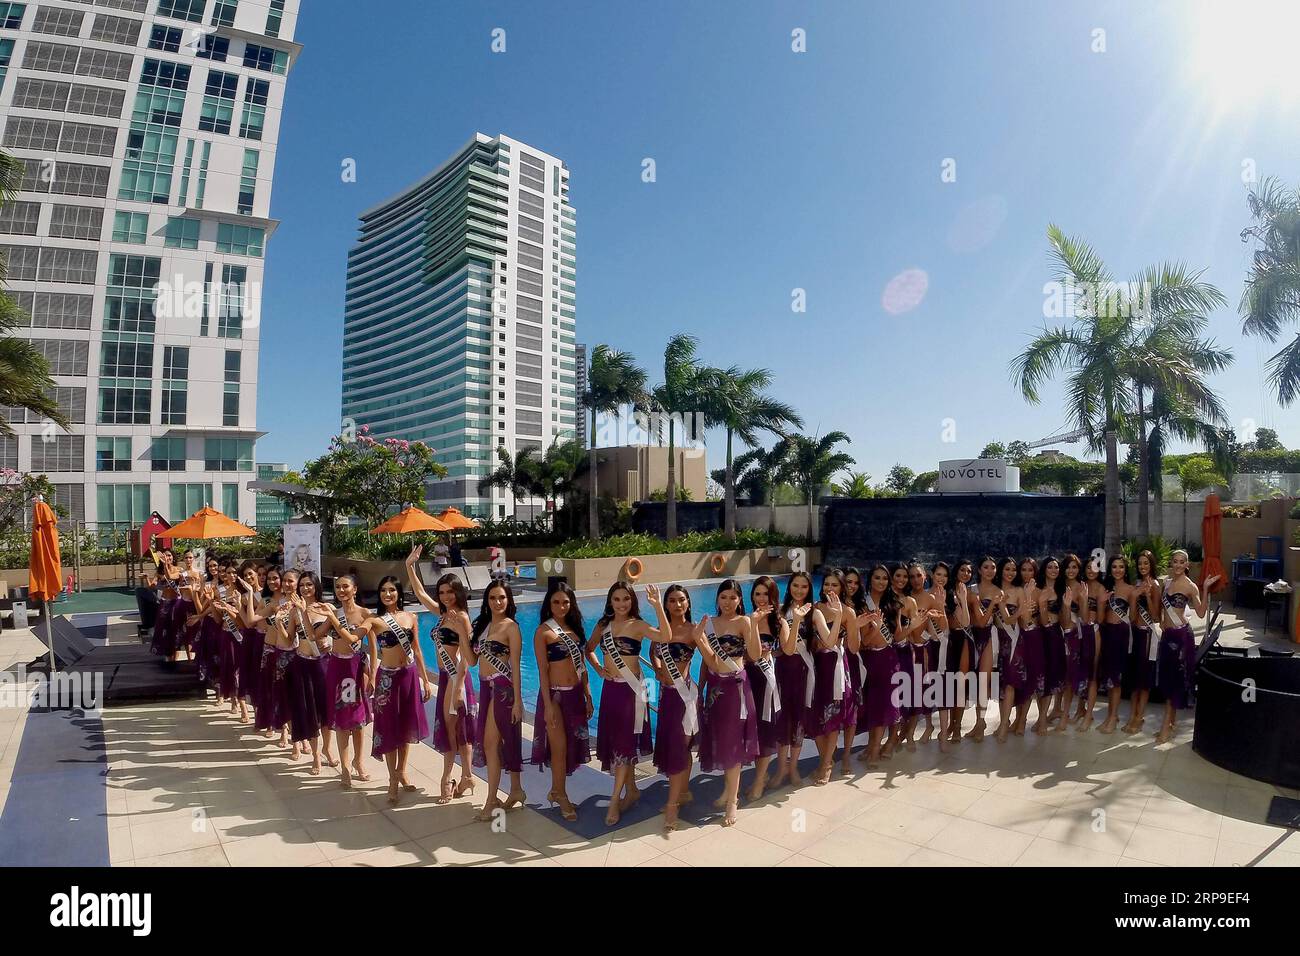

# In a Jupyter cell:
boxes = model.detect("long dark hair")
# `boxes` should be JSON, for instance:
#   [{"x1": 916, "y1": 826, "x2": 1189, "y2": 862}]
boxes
[
  {"x1": 842, "y1": 567, "x2": 867, "y2": 614},
  {"x1": 473, "y1": 580, "x2": 518, "y2": 641},
  {"x1": 867, "y1": 563, "x2": 898, "y2": 620},
  {"x1": 996, "y1": 556, "x2": 1018, "y2": 589},
  {"x1": 750, "y1": 576, "x2": 781, "y2": 639},
  {"x1": 434, "y1": 573, "x2": 470, "y2": 613},
  {"x1": 818, "y1": 568, "x2": 846, "y2": 605},
  {"x1": 1036, "y1": 556, "x2": 1066, "y2": 597},
  {"x1": 540, "y1": 580, "x2": 584, "y2": 638},
  {"x1": 596, "y1": 581, "x2": 641, "y2": 633},
  {"x1": 930, "y1": 561, "x2": 956, "y2": 615},
  {"x1": 1103, "y1": 555, "x2": 1131, "y2": 590},
  {"x1": 296, "y1": 571, "x2": 321, "y2": 599},
  {"x1": 662, "y1": 583, "x2": 694, "y2": 624},
  {"x1": 375, "y1": 574, "x2": 404, "y2": 613},
  {"x1": 780, "y1": 571, "x2": 814, "y2": 617},
  {"x1": 1135, "y1": 549, "x2": 1159, "y2": 581},
  {"x1": 716, "y1": 577, "x2": 747, "y2": 615}
]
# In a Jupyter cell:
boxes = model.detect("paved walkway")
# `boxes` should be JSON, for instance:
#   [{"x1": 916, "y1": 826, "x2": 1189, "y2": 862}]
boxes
[{"x1": 2, "y1": 608, "x2": 1297, "y2": 867}]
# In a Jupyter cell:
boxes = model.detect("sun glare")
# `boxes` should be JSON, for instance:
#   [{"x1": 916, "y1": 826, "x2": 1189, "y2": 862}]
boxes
[{"x1": 1187, "y1": 0, "x2": 1300, "y2": 113}]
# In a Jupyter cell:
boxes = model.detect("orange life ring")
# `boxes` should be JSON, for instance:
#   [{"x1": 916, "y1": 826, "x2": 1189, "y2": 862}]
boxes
[
  {"x1": 710, "y1": 554, "x2": 726, "y2": 574},
  {"x1": 624, "y1": 557, "x2": 644, "y2": 581}
]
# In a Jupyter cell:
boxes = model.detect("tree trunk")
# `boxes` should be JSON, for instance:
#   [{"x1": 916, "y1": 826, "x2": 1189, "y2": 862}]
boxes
[
  {"x1": 1104, "y1": 429, "x2": 1121, "y2": 558},
  {"x1": 1182, "y1": 494, "x2": 1188, "y2": 543},
  {"x1": 1153, "y1": 482, "x2": 1164, "y2": 539},
  {"x1": 723, "y1": 428, "x2": 736, "y2": 539},
  {"x1": 768, "y1": 483, "x2": 777, "y2": 534},
  {"x1": 587, "y1": 407, "x2": 599, "y2": 542},
  {"x1": 1136, "y1": 385, "x2": 1150, "y2": 539},
  {"x1": 665, "y1": 418, "x2": 677, "y2": 540}
]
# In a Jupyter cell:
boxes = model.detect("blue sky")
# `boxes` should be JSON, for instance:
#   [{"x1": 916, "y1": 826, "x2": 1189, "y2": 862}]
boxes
[{"x1": 257, "y1": 0, "x2": 1300, "y2": 480}]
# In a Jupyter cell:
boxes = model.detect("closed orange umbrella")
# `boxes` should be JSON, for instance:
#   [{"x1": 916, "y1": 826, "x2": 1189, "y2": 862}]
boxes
[
  {"x1": 166, "y1": 506, "x2": 256, "y2": 540},
  {"x1": 435, "y1": 507, "x2": 479, "y2": 530},
  {"x1": 1200, "y1": 494, "x2": 1226, "y2": 595},
  {"x1": 369, "y1": 506, "x2": 450, "y2": 534},
  {"x1": 29, "y1": 497, "x2": 62, "y2": 672}
]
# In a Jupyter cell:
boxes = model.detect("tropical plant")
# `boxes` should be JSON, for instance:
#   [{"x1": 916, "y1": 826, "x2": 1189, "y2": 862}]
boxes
[
  {"x1": 265, "y1": 427, "x2": 447, "y2": 541},
  {"x1": 0, "y1": 468, "x2": 61, "y2": 530},
  {"x1": 1, "y1": 150, "x2": 70, "y2": 436},
  {"x1": 1011, "y1": 224, "x2": 1230, "y2": 556},
  {"x1": 775, "y1": 431, "x2": 853, "y2": 542},
  {"x1": 725, "y1": 443, "x2": 792, "y2": 533},
  {"x1": 1239, "y1": 176, "x2": 1300, "y2": 406},
  {"x1": 701, "y1": 365, "x2": 802, "y2": 540},
  {"x1": 582, "y1": 345, "x2": 650, "y2": 542},
  {"x1": 832, "y1": 470, "x2": 874, "y2": 498},
  {"x1": 1175, "y1": 456, "x2": 1226, "y2": 542},
  {"x1": 649, "y1": 334, "x2": 710, "y2": 540},
  {"x1": 478, "y1": 445, "x2": 538, "y2": 519},
  {"x1": 1121, "y1": 536, "x2": 1173, "y2": 576},
  {"x1": 550, "y1": 528, "x2": 804, "y2": 560}
]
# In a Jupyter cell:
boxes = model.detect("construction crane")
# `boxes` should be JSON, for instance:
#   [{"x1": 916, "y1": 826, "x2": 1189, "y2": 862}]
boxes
[{"x1": 1024, "y1": 426, "x2": 1089, "y2": 450}]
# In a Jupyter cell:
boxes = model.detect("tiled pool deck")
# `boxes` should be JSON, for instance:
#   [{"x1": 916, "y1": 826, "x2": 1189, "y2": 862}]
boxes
[{"x1": 2, "y1": 607, "x2": 1297, "y2": 868}]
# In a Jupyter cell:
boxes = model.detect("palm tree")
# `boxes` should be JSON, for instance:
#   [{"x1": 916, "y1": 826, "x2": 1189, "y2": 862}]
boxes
[
  {"x1": 1125, "y1": 270, "x2": 1231, "y2": 537},
  {"x1": 1239, "y1": 176, "x2": 1300, "y2": 405},
  {"x1": 650, "y1": 334, "x2": 710, "y2": 540},
  {"x1": 477, "y1": 446, "x2": 537, "y2": 520},
  {"x1": 1, "y1": 149, "x2": 70, "y2": 436},
  {"x1": 582, "y1": 345, "x2": 649, "y2": 541},
  {"x1": 701, "y1": 365, "x2": 802, "y2": 540},
  {"x1": 528, "y1": 438, "x2": 586, "y2": 522},
  {"x1": 1176, "y1": 457, "x2": 1224, "y2": 542},
  {"x1": 1011, "y1": 225, "x2": 1229, "y2": 556},
  {"x1": 832, "y1": 470, "x2": 874, "y2": 498},
  {"x1": 776, "y1": 431, "x2": 853, "y2": 542},
  {"x1": 721, "y1": 443, "x2": 791, "y2": 533},
  {"x1": 1137, "y1": 386, "x2": 1229, "y2": 539}
]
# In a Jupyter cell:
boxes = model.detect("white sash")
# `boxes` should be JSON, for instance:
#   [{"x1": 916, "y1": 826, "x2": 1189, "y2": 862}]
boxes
[
  {"x1": 783, "y1": 611, "x2": 817, "y2": 708},
  {"x1": 753, "y1": 631, "x2": 782, "y2": 722},
  {"x1": 1109, "y1": 595, "x2": 1135, "y2": 654},
  {"x1": 929, "y1": 621, "x2": 950, "y2": 676},
  {"x1": 601, "y1": 628, "x2": 648, "y2": 733},
  {"x1": 216, "y1": 585, "x2": 242, "y2": 640},
  {"x1": 1135, "y1": 590, "x2": 1162, "y2": 662},
  {"x1": 545, "y1": 618, "x2": 587, "y2": 676},
  {"x1": 657, "y1": 637, "x2": 699, "y2": 735},
  {"x1": 702, "y1": 619, "x2": 747, "y2": 721},
  {"x1": 986, "y1": 599, "x2": 1001, "y2": 661},
  {"x1": 432, "y1": 623, "x2": 467, "y2": 707},
  {"x1": 381, "y1": 612, "x2": 416, "y2": 666},
  {"x1": 1162, "y1": 588, "x2": 1189, "y2": 629},
  {"x1": 476, "y1": 632, "x2": 512, "y2": 679},
  {"x1": 995, "y1": 603, "x2": 1018, "y2": 662}
]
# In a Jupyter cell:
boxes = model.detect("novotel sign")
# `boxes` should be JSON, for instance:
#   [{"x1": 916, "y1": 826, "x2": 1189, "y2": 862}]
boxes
[{"x1": 937, "y1": 459, "x2": 1021, "y2": 494}]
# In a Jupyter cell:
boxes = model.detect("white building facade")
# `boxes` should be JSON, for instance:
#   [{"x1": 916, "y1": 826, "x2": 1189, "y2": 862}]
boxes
[
  {"x1": 341, "y1": 133, "x2": 579, "y2": 520},
  {"x1": 0, "y1": 0, "x2": 300, "y2": 530}
]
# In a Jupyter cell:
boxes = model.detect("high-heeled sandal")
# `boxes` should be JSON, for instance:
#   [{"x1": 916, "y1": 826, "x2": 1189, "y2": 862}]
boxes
[
  {"x1": 605, "y1": 802, "x2": 621, "y2": 827},
  {"x1": 454, "y1": 777, "x2": 476, "y2": 798},
  {"x1": 501, "y1": 789, "x2": 527, "y2": 811},
  {"x1": 387, "y1": 779, "x2": 400, "y2": 805},
  {"x1": 548, "y1": 790, "x2": 578, "y2": 821},
  {"x1": 663, "y1": 802, "x2": 681, "y2": 831},
  {"x1": 476, "y1": 800, "x2": 499, "y2": 822},
  {"x1": 399, "y1": 776, "x2": 418, "y2": 793},
  {"x1": 619, "y1": 788, "x2": 641, "y2": 812},
  {"x1": 340, "y1": 766, "x2": 352, "y2": 789},
  {"x1": 436, "y1": 779, "x2": 454, "y2": 805}
]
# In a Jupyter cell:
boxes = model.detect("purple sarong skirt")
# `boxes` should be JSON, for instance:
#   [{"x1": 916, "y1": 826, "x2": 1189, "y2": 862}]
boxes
[
  {"x1": 254, "y1": 645, "x2": 289, "y2": 731},
  {"x1": 841, "y1": 652, "x2": 864, "y2": 729},
  {"x1": 804, "y1": 649, "x2": 846, "y2": 736},
  {"x1": 893, "y1": 642, "x2": 927, "y2": 719},
  {"x1": 325, "y1": 652, "x2": 372, "y2": 731},
  {"x1": 697, "y1": 669, "x2": 759, "y2": 773},
  {"x1": 971, "y1": 625, "x2": 994, "y2": 668},
  {"x1": 217, "y1": 626, "x2": 242, "y2": 700},
  {"x1": 1021, "y1": 624, "x2": 1046, "y2": 697},
  {"x1": 997, "y1": 625, "x2": 1032, "y2": 706},
  {"x1": 241, "y1": 627, "x2": 264, "y2": 703},
  {"x1": 774, "y1": 652, "x2": 809, "y2": 747},
  {"x1": 530, "y1": 685, "x2": 590, "y2": 775},
  {"x1": 1081, "y1": 621, "x2": 1099, "y2": 684},
  {"x1": 285, "y1": 653, "x2": 328, "y2": 744},
  {"x1": 1097, "y1": 621, "x2": 1130, "y2": 693},
  {"x1": 196, "y1": 615, "x2": 221, "y2": 687},
  {"x1": 744, "y1": 660, "x2": 780, "y2": 757},
  {"x1": 472, "y1": 674, "x2": 523, "y2": 772},
  {"x1": 431, "y1": 668, "x2": 478, "y2": 753},
  {"x1": 1129, "y1": 627, "x2": 1155, "y2": 691},
  {"x1": 372, "y1": 663, "x2": 429, "y2": 758},
  {"x1": 1041, "y1": 622, "x2": 1066, "y2": 696},
  {"x1": 652, "y1": 682, "x2": 696, "y2": 775},
  {"x1": 595, "y1": 678, "x2": 652, "y2": 771},
  {"x1": 149, "y1": 597, "x2": 179, "y2": 657},
  {"x1": 1156, "y1": 623, "x2": 1197, "y2": 710},
  {"x1": 862, "y1": 645, "x2": 901, "y2": 731},
  {"x1": 1063, "y1": 624, "x2": 1087, "y2": 695}
]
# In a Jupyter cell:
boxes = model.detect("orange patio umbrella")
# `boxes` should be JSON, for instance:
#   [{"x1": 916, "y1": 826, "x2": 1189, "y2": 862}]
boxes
[
  {"x1": 435, "y1": 507, "x2": 479, "y2": 530},
  {"x1": 29, "y1": 497, "x2": 63, "y2": 672},
  {"x1": 166, "y1": 506, "x2": 257, "y2": 540},
  {"x1": 1200, "y1": 494, "x2": 1226, "y2": 595},
  {"x1": 369, "y1": 506, "x2": 450, "y2": 534}
]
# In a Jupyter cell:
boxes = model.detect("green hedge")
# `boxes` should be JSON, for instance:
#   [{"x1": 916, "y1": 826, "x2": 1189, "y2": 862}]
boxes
[{"x1": 550, "y1": 529, "x2": 806, "y2": 560}]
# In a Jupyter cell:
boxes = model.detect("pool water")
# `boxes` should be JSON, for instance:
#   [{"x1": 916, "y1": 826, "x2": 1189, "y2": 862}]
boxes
[{"x1": 415, "y1": 574, "x2": 824, "y2": 732}]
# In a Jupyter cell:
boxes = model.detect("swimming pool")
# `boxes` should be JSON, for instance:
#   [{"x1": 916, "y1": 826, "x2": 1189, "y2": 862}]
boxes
[{"x1": 415, "y1": 573, "x2": 824, "y2": 732}]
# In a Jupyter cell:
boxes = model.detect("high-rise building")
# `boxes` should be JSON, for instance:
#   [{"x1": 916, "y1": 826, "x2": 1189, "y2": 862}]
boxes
[
  {"x1": 0, "y1": 0, "x2": 300, "y2": 530},
  {"x1": 574, "y1": 341, "x2": 587, "y2": 450},
  {"x1": 341, "y1": 133, "x2": 579, "y2": 520},
  {"x1": 253, "y1": 459, "x2": 292, "y2": 527}
]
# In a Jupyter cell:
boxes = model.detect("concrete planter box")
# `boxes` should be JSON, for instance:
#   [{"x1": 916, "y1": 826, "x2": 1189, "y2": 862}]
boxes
[
  {"x1": 1, "y1": 563, "x2": 127, "y2": 586},
  {"x1": 537, "y1": 547, "x2": 823, "y2": 592}
]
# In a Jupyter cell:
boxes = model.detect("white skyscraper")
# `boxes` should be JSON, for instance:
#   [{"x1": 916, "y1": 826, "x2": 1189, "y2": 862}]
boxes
[
  {"x1": 0, "y1": 0, "x2": 300, "y2": 530},
  {"x1": 342, "y1": 133, "x2": 579, "y2": 519}
]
